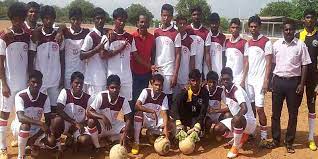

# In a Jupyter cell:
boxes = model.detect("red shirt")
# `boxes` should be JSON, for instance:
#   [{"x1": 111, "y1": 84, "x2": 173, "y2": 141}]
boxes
[{"x1": 131, "y1": 30, "x2": 154, "y2": 75}]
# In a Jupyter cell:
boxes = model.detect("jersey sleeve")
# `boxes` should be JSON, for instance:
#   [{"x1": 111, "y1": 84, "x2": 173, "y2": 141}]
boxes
[
  {"x1": 90, "y1": 93, "x2": 103, "y2": 110},
  {"x1": 234, "y1": 87, "x2": 247, "y2": 105},
  {"x1": 43, "y1": 96, "x2": 51, "y2": 113},
  {"x1": 174, "y1": 33, "x2": 182, "y2": 48},
  {"x1": 15, "y1": 93, "x2": 24, "y2": 112},
  {"x1": 300, "y1": 42, "x2": 312, "y2": 65},
  {"x1": 205, "y1": 32, "x2": 212, "y2": 46},
  {"x1": 121, "y1": 98, "x2": 132, "y2": 115},
  {"x1": 81, "y1": 35, "x2": 93, "y2": 51},
  {"x1": 264, "y1": 41, "x2": 273, "y2": 55},
  {"x1": 56, "y1": 89, "x2": 67, "y2": 106},
  {"x1": 131, "y1": 38, "x2": 137, "y2": 52},
  {"x1": 161, "y1": 96, "x2": 169, "y2": 111},
  {"x1": 137, "y1": 89, "x2": 148, "y2": 104},
  {"x1": 0, "y1": 39, "x2": 6, "y2": 56}
]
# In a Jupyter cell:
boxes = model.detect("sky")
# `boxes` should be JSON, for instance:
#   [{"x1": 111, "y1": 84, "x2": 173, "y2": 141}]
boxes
[{"x1": 19, "y1": 0, "x2": 288, "y2": 19}]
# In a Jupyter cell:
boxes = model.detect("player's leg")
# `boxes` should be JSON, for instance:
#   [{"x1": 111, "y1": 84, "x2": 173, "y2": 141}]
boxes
[
  {"x1": 132, "y1": 111, "x2": 143, "y2": 154},
  {"x1": 162, "y1": 75, "x2": 173, "y2": 110},
  {"x1": 214, "y1": 118, "x2": 232, "y2": 141},
  {"x1": 77, "y1": 134, "x2": 93, "y2": 148},
  {"x1": 306, "y1": 82, "x2": 317, "y2": 151},
  {"x1": 87, "y1": 118, "x2": 101, "y2": 149},
  {"x1": 254, "y1": 85, "x2": 269, "y2": 146},
  {"x1": 227, "y1": 115, "x2": 247, "y2": 158},
  {"x1": 18, "y1": 123, "x2": 31, "y2": 159}
]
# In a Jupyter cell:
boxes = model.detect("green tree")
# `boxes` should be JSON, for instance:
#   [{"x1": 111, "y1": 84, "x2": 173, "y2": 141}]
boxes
[
  {"x1": 175, "y1": 0, "x2": 211, "y2": 24},
  {"x1": 125, "y1": 4, "x2": 154, "y2": 25},
  {"x1": 291, "y1": 0, "x2": 318, "y2": 20},
  {"x1": 220, "y1": 17, "x2": 229, "y2": 33},
  {"x1": 53, "y1": 5, "x2": 68, "y2": 22},
  {"x1": 260, "y1": 1, "x2": 295, "y2": 17}
]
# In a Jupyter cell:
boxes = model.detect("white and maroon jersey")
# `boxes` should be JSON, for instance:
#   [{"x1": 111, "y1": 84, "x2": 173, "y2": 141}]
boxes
[
  {"x1": 188, "y1": 24, "x2": 211, "y2": 73},
  {"x1": 81, "y1": 28, "x2": 107, "y2": 86},
  {"x1": 225, "y1": 37, "x2": 247, "y2": 84},
  {"x1": 244, "y1": 34, "x2": 272, "y2": 85},
  {"x1": 223, "y1": 84, "x2": 254, "y2": 119},
  {"x1": 22, "y1": 21, "x2": 42, "y2": 35},
  {"x1": 90, "y1": 90, "x2": 131, "y2": 122},
  {"x1": 204, "y1": 31, "x2": 226, "y2": 76},
  {"x1": 154, "y1": 25, "x2": 181, "y2": 75},
  {"x1": 104, "y1": 31, "x2": 137, "y2": 84},
  {"x1": 64, "y1": 28, "x2": 90, "y2": 81},
  {"x1": 15, "y1": 88, "x2": 50, "y2": 121},
  {"x1": 137, "y1": 88, "x2": 169, "y2": 118},
  {"x1": 178, "y1": 33, "x2": 195, "y2": 85},
  {"x1": 0, "y1": 29, "x2": 29, "y2": 91},
  {"x1": 30, "y1": 28, "x2": 64, "y2": 88},
  {"x1": 206, "y1": 86, "x2": 224, "y2": 109},
  {"x1": 57, "y1": 89, "x2": 91, "y2": 123}
]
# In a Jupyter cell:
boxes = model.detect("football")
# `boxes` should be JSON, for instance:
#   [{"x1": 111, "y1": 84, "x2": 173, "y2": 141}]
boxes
[
  {"x1": 109, "y1": 144, "x2": 128, "y2": 159},
  {"x1": 154, "y1": 136, "x2": 170, "y2": 155},
  {"x1": 179, "y1": 137, "x2": 195, "y2": 155}
]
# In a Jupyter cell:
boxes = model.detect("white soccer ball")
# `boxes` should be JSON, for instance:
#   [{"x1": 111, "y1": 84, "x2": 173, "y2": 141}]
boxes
[
  {"x1": 109, "y1": 144, "x2": 128, "y2": 159},
  {"x1": 154, "y1": 136, "x2": 170, "y2": 155},
  {"x1": 179, "y1": 137, "x2": 195, "y2": 155}
]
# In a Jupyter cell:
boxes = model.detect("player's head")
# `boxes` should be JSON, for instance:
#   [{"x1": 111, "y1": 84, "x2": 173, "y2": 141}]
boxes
[
  {"x1": 303, "y1": 9, "x2": 317, "y2": 28},
  {"x1": 206, "y1": 71, "x2": 219, "y2": 90},
  {"x1": 26, "y1": 1, "x2": 40, "y2": 23},
  {"x1": 150, "y1": 74, "x2": 164, "y2": 93},
  {"x1": 7, "y1": 2, "x2": 27, "y2": 28},
  {"x1": 137, "y1": 14, "x2": 150, "y2": 34},
  {"x1": 69, "y1": 7, "x2": 83, "y2": 29},
  {"x1": 220, "y1": 67, "x2": 233, "y2": 89},
  {"x1": 107, "y1": 75, "x2": 121, "y2": 98},
  {"x1": 248, "y1": 15, "x2": 261, "y2": 36},
  {"x1": 161, "y1": 4, "x2": 174, "y2": 25},
  {"x1": 113, "y1": 8, "x2": 128, "y2": 31},
  {"x1": 40, "y1": 5, "x2": 56, "y2": 29},
  {"x1": 188, "y1": 69, "x2": 201, "y2": 90},
  {"x1": 28, "y1": 70, "x2": 43, "y2": 93},
  {"x1": 70, "y1": 72, "x2": 85, "y2": 94},
  {"x1": 175, "y1": 14, "x2": 188, "y2": 32},
  {"x1": 93, "y1": 7, "x2": 106, "y2": 29},
  {"x1": 283, "y1": 19, "x2": 296, "y2": 43},
  {"x1": 190, "y1": 5, "x2": 202, "y2": 24},
  {"x1": 208, "y1": 12, "x2": 220, "y2": 32},
  {"x1": 229, "y1": 18, "x2": 241, "y2": 37}
]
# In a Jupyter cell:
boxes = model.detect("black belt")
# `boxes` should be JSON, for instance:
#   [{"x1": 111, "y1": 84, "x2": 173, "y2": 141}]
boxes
[{"x1": 274, "y1": 75, "x2": 300, "y2": 80}]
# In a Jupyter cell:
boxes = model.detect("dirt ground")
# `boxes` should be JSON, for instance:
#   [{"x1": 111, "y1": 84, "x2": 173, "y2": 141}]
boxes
[{"x1": 1, "y1": 20, "x2": 318, "y2": 159}]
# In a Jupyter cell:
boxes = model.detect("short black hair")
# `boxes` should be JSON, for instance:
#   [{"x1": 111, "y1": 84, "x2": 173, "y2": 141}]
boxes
[
  {"x1": 283, "y1": 19, "x2": 296, "y2": 29},
  {"x1": 190, "y1": 5, "x2": 202, "y2": 14},
  {"x1": 26, "y1": 1, "x2": 40, "y2": 11},
  {"x1": 93, "y1": 7, "x2": 106, "y2": 18},
  {"x1": 71, "y1": 71, "x2": 84, "y2": 83},
  {"x1": 40, "y1": 5, "x2": 56, "y2": 20},
  {"x1": 189, "y1": 69, "x2": 201, "y2": 80},
  {"x1": 221, "y1": 67, "x2": 233, "y2": 78},
  {"x1": 248, "y1": 15, "x2": 261, "y2": 26},
  {"x1": 69, "y1": 7, "x2": 83, "y2": 19},
  {"x1": 7, "y1": 2, "x2": 27, "y2": 20},
  {"x1": 208, "y1": 12, "x2": 220, "y2": 22},
  {"x1": 29, "y1": 70, "x2": 43, "y2": 81},
  {"x1": 175, "y1": 14, "x2": 187, "y2": 23},
  {"x1": 151, "y1": 74, "x2": 164, "y2": 84},
  {"x1": 229, "y1": 18, "x2": 241, "y2": 26},
  {"x1": 107, "y1": 74, "x2": 121, "y2": 86},
  {"x1": 112, "y1": 8, "x2": 128, "y2": 20},
  {"x1": 161, "y1": 4, "x2": 174, "y2": 15},
  {"x1": 206, "y1": 71, "x2": 219, "y2": 81},
  {"x1": 304, "y1": 9, "x2": 317, "y2": 18}
]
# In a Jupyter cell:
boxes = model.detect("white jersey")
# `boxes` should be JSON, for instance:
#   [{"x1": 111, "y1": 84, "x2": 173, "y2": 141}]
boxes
[
  {"x1": 64, "y1": 28, "x2": 90, "y2": 80},
  {"x1": 188, "y1": 24, "x2": 211, "y2": 73},
  {"x1": 15, "y1": 88, "x2": 50, "y2": 121},
  {"x1": 57, "y1": 89, "x2": 91, "y2": 123},
  {"x1": 0, "y1": 29, "x2": 29, "y2": 91},
  {"x1": 154, "y1": 25, "x2": 181, "y2": 75},
  {"x1": 225, "y1": 36, "x2": 247, "y2": 84},
  {"x1": 244, "y1": 34, "x2": 272, "y2": 85},
  {"x1": 30, "y1": 27, "x2": 64, "y2": 88},
  {"x1": 223, "y1": 84, "x2": 255, "y2": 119},
  {"x1": 104, "y1": 31, "x2": 137, "y2": 84},
  {"x1": 178, "y1": 33, "x2": 195, "y2": 85},
  {"x1": 90, "y1": 90, "x2": 131, "y2": 122},
  {"x1": 81, "y1": 27, "x2": 107, "y2": 86}
]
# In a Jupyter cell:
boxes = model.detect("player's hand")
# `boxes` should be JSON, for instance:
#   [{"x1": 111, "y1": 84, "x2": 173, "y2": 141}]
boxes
[
  {"x1": 75, "y1": 123, "x2": 85, "y2": 134},
  {"x1": 208, "y1": 107, "x2": 216, "y2": 114},
  {"x1": 1, "y1": 82, "x2": 10, "y2": 98},
  {"x1": 55, "y1": 32, "x2": 64, "y2": 45},
  {"x1": 118, "y1": 38, "x2": 129, "y2": 52},
  {"x1": 120, "y1": 131, "x2": 128, "y2": 147},
  {"x1": 151, "y1": 65, "x2": 162, "y2": 74},
  {"x1": 94, "y1": 38, "x2": 108, "y2": 53},
  {"x1": 102, "y1": 116, "x2": 112, "y2": 131},
  {"x1": 175, "y1": 120, "x2": 184, "y2": 135},
  {"x1": 261, "y1": 80, "x2": 269, "y2": 94},
  {"x1": 150, "y1": 111, "x2": 158, "y2": 126},
  {"x1": 163, "y1": 126, "x2": 170, "y2": 139},
  {"x1": 106, "y1": 30, "x2": 114, "y2": 41},
  {"x1": 296, "y1": 84, "x2": 304, "y2": 95},
  {"x1": 170, "y1": 75, "x2": 177, "y2": 88},
  {"x1": 187, "y1": 123, "x2": 201, "y2": 134}
]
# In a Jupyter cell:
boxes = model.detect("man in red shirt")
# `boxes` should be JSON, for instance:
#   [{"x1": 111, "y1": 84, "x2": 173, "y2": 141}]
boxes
[{"x1": 131, "y1": 15, "x2": 155, "y2": 109}]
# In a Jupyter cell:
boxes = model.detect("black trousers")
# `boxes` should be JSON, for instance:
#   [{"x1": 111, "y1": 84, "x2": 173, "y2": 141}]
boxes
[
  {"x1": 305, "y1": 71, "x2": 317, "y2": 113},
  {"x1": 271, "y1": 75, "x2": 303, "y2": 144}
]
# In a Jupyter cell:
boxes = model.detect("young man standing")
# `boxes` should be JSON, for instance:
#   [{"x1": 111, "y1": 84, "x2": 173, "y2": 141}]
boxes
[
  {"x1": 23, "y1": 1, "x2": 40, "y2": 34},
  {"x1": 188, "y1": 6, "x2": 211, "y2": 75},
  {"x1": 242, "y1": 15, "x2": 272, "y2": 147},
  {"x1": 225, "y1": 18, "x2": 247, "y2": 85},
  {"x1": 154, "y1": 4, "x2": 181, "y2": 107},
  {"x1": 295, "y1": 9, "x2": 318, "y2": 151},
  {"x1": 0, "y1": 3, "x2": 29, "y2": 158}
]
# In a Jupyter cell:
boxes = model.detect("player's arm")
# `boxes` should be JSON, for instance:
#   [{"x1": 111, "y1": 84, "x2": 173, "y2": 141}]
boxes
[
  {"x1": 241, "y1": 56, "x2": 249, "y2": 88},
  {"x1": 190, "y1": 55, "x2": 195, "y2": 71},
  {"x1": 0, "y1": 36, "x2": 9, "y2": 97},
  {"x1": 80, "y1": 37, "x2": 108, "y2": 60},
  {"x1": 56, "y1": 103, "x2": 76, "y2": 125},
  {"x1": 263, "y1": 54, "x2": 272, "y2": 93},
  {"x1": 162, "y1": 110, "x2": 169, "y2": 138},
  {"x1": 101, "y1": 39, "x2": 129, "y2": 59},
  {"x1": 196, "y1": 92, "x2": 209, "y2": 125},
  {"x1": 17, "y1": 111, "x2": 44, "y2": 126},
  {"x1": 171, "y1": 46, "x2": 181, "y2": 88},
  {"x1": 135, "y1": 100, "x2": 155, "y2": 114},
  {"x1": 54, "y1": 24, "x2": 67, "y2": 45},
  {"x1": 59, "y1": 47, "x2": 65, "y2": 88},
  {"x1": 132, "y1": 51, "x2": 153, "y2": 70},
  {"x1": 205, "y1": 36, "x2": 212, "y2": 71},
  {"x1": 28, "y1": 28, "x2": 40, "y2": 73},
  {"x1": 237, "y1": 102, "x2": 248, "y2": 117}
]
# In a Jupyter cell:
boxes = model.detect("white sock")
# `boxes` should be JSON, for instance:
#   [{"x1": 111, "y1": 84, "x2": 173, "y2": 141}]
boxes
[
  {"x1": 260, "y1": 125, "x2": 267, "y2": 140},
  {"x1": 308, "y1": 113, "x2": 316, "y2": 141},
  {"x1": 18, "y1": 130, "x2": 30, "y2": 158},
  {"x1": 233, "y1": 127, "x2": 243, "y2": 147},
  {"x1": 88, "y1": 127, "x2": 100, "y2": 148},
  {"x1": 134, "y1": 115, "x2": 143, "y2": 144},
  {"x1": 0, "y1": 119, "x2": 8, "y2": 150}
]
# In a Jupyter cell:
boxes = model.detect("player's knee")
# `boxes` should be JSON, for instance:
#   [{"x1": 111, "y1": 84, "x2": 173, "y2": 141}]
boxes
[
  {"x1": 223, "y1": 112, "x2": 233, "y2": 119},
  {"x1": 77, "y1": 135, "x2": 92, "y2": 146},
  {"x1": 213, "y1": 123, "x2": 226, "y2": 135},
  {"x1": 231, "y1": 116, "x2": 245, "y2": 128},
  {"x1": 20, "y1": 123, "x2": 31, "y2": 131},
  {"x1": 50, "y1": 116, "x2": 64, "y2": 136},
  {"x1": 87, "y1": 118, "x2": 97, "y2": 128},
  {"x1": 47, "y1": 134, "x2": 57, "y2": 148},
  {"x1": 134, "y1": 111, "x2": 143, "y2": 123},
  {"x1": 0, "y1": 111, "x2": 10, "y2": 120}
]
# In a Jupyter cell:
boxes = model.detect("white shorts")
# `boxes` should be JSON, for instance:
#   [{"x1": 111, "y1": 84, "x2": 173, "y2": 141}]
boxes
[
  {"x1": 84, "y1": 84, "x2": 105, "y2": 96},
  {"x1": 63, "y1": 121, "x2": 90, "y2": 140},
  {"x1": 220, "y1": 117, "x2": 256, "y2": 135},
  {"x1": 0, "y1": 89, "x2": 20, "y2": 113},
  {"x1": 41, "y1": 86, "x2": 60, "y2": 106},
  {"x1": 143, "y1": 114, "x2": 164, "y2": 129},
  {"x1": 206, "y1": 112, "x2": 221, "y2": 123},
  {"x1": 163, "y1": 75, "x2": 173, "y2": 95},
  {"x1": 97, "y1": 119, "x2": 125, "y2": 138},
  {"x1": 120, "y1": 83, "x2": 132, "y2": 101},
  {"x1": 246, "y1": 83, "x2": 264, "y2": 107},
  {"x1": 11, "y1": 119, "x2": 41, "y2": 139}
]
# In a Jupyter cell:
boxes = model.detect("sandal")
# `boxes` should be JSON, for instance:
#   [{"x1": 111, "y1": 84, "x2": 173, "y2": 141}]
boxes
[
  {"x1": 266, "y1": 140, "x2": 280, "y2": 149},
  {"x1": 286, "y1": 144, "x2": 295, "y2": 153}
]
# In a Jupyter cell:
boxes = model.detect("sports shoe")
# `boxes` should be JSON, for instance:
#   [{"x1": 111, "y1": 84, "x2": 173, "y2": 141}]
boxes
[
  {"x1": 131, "y1": 142, "x2": 140, "y2": 155},
  {"x1": 0, "y1": 149, "x2": 8, "y2": 159},
  {"x1": 259, "y1": 138, "x2": 271, "y2": 148},
  {"x1": 309, "y1": 140, "x2": 317, "y2": 151},
  {"x1": 10, "y1": 140, "x2": 18, "y2": 147},
  {"x1": 227, "y1": 146, "x2": 239, "y2": 158}
]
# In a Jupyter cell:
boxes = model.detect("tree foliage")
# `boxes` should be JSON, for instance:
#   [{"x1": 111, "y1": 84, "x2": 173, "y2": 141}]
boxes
[
  {"x1": 126, "y1": 4, "x2": 154, "y2": 25},
  {"x1": 175, "y1": 0, "x2": 211, "y2": 25}
]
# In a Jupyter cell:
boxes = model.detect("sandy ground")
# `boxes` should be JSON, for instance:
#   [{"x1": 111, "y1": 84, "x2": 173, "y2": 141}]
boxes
[{"x1": 1, "y1": 20, "x2": 318, "y2": 159}]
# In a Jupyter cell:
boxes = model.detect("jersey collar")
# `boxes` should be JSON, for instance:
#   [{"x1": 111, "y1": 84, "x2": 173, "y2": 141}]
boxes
[
  {"x1": 70, "y1": 89, "x2": 83, "y2": 99},
  {"x1": 113, "y1": 30, "x2": 126, "y2": 36},
  {"x1": 8, "y1": 28, "x2": 24, "y2": 36},
  {"x1": 27, "y1": 87, "x2": 40, "y2": 102},
  {"x1": 92, "y1": 27, "x2": 102, "y2": 36},
  {"x1": 211, "y1": 31, "x2": 220, "y2": 38},
  {"x1": 206, "y1": 85, "x2": 218, "y2": 96},
  {"x1": 41, "y1": 27, "x2": 55, "y2": 36},
  {"x1": 69, "y1": 27, "x2": 83, "y2": 35},
  {"x1": 190, "y1": 23, "x2": 202, "y2": 30},
  {"x1": 160, "y1": 24, "x2": 173, "y2": 32},
  {"x1": 230, "y1": 35, "x2": 241, "y2": 43},
  {"x1": 252, "y1": 34, "x2": 264, "y2": 41},
  {"x1": 225, "y1": 84, "x2": 235, "y2": 94},
  {"x1": 106, "y1": 90, "x2": 119, "y2": 105}
]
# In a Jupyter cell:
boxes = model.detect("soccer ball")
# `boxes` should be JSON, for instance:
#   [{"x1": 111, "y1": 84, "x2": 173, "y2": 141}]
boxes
[
  {"x1": 154, "y1": 136, "x2": 170, "y2": 155},
  {"x1": 109, "y1": 144, "x2": 128, "y2": 159},
  {"x1": 179, "y1": 137, "x2": 195, "y2": 155}
]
